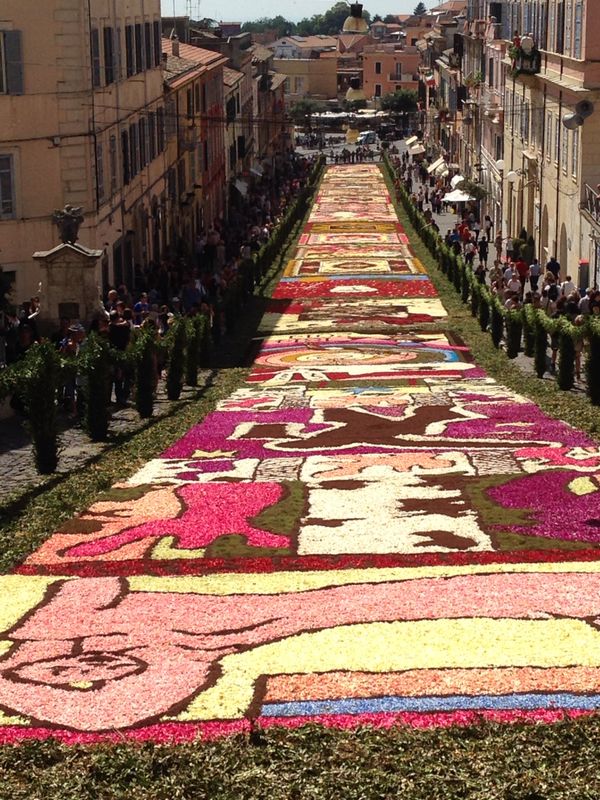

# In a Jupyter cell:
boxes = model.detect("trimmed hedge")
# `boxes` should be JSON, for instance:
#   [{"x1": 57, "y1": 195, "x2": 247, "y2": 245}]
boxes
[{"x1": 384, "y1": 153, "x2": 600, "y2": 405}]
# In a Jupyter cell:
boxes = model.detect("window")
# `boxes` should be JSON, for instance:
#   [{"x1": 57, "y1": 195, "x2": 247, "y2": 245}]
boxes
[
  {"x1": 144, "y1": 22, "x2": 153, "y2": 70},
  {"x1": 237, "y1": 135, "x2": 246, "y2": 159},
  {"x1": 573, "y1": 0, "x2": 583, "y2": 58},
  {"x1": 555, "y1": 1, "x2": 565, "y2": 53},
  {"x1": 153, "y1": 21, "x2": 161, "y2": 67},
  {"x1": 129, "y1": 123, "x2": 139, "y2": 177},
  {"x1": 554, "y1": 113, "x2": 560, "y2": 162},
  {"x1": 156, "y1": 106, "x2": 165, "y2": 152},
  {"x1": 139, "y1": 118, "x2": 147, "y2": 168},
  {"x1": 571, "y1": 127, "x2": 579, "y2": 177},
  {"x1": 0, "y1": 30, "x2": 24, "y2": 95},
  {"x1": 125, "y1": 26, "x2": 134, "y2": 77},
  {"x1": 103, "y1": 27, "x2": 114, "y2": 85},
  {"x1": 375, "y1": 61, "x2": 381, "y2": 74},
  {"x1": 121, "y1": 130, "x2": 130, "y2": 185},
  {"x1": 109, "y1": 134, "x2": 118, "y2": 195},
  {"x1": 561, "y1": 127, "x2": 569, "y2": 172},
  {"x1": 177, "y1": 159, "x2": 186, "y2": 196},
  {"x1": 488, "y1": 57, "x2": 494, "y2": 88},
  {"x1": 165, "y1": 96, "x2": 177, "y2": 139},
  {"x1": 134, "y1": 24, "x2": 143, "y2": 73},
  {"x1": 115, "y1": 27, "x2": 122, "y2": 80},
  {"x1": 96, "y1": 141, "x2": 105, "y2": 204},
  {"x1": 0, "y1": 155, "x2": 15, "y2": 218},
  {"x1": 545, "y1": 111, "x2": 552, "y2": 159},
  {"x1": 167, "y1": 167, "x2": 176, "y2": 200},
  {"x1": 148, "y1": 111, "x2": 156, "y2": 160},
  {"x1": 91, "y1": 29, "x2": 101, "y2": 88},
  {"x1": 375, "y1": 83, "x2": 382, "y2": 97},
  {"x1": 187, "y1": 87, "x2": 194, "y2": 118},
  {"x1": 565, "y1": 0, "x2": 573, "y2": 55}
]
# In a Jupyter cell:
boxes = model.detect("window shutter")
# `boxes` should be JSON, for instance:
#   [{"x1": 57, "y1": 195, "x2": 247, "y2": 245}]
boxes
[
  {"x1": 5, "y1": 30, "x2": 24, "y2": 95},
  {"x1": 91, "y1": 29, "x2": 101, "y2": 87}
]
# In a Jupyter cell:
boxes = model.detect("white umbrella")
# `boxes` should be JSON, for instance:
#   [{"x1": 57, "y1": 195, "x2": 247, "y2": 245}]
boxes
[
  {"x1": 443, "y1": 189, "x2": 475, "y2": 202},
  {"x1": 409, "y1": 144, "x2": 426, "y2": 155},
  {"x1": 405, "y1": 135, "x2": 418, "y2": 146},
  {"x1": 450, "y1": 174, "x2": 465, "y2": 189}
]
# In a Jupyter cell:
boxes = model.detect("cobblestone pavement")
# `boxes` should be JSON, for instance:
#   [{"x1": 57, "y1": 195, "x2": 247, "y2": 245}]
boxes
[{"x1": 0, "y1": 377, "x2": 210, "y2": 505}]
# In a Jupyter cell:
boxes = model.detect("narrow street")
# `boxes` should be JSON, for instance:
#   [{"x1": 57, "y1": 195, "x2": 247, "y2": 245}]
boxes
[{"x1": 3, "y1": 164, "x2": 600, "y2": 742}]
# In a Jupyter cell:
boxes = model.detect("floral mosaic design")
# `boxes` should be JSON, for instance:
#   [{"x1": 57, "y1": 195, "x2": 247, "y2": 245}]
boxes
[
  {"x1": 258, "y1": 297, "x2": 448, "y2": 333},
  {"x1": 5, "y1": 163, "x2": 600, "y2": 741}
]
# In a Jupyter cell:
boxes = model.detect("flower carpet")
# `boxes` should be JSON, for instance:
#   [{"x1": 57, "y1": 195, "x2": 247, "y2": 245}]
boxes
[{"x1": 4, "y1": 164, "x2": 600, "y2": 743}]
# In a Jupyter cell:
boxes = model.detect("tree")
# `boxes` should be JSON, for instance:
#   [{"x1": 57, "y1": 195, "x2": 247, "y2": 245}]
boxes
[
  {"x1": 414, "y1": 2, "x2": 427, "y2": 14},
  {"x1": 380, "y1": 89, "x2": 418, "y2": 113},
  {"x1": 383, "y1": 14, "x2": 398, "y2": 23},
  {"x1": 342, "y1": 98, "x2": 367, "y2": 112},
  {"x1": 297, "y1": 2, "x2": 371, "y2": 36},
  {"x1": 289, "y1": 98, "x2": 325, "y2": 127},
  {"x1": 241, "y1": 16, "x2": 295, "y2": 37}
]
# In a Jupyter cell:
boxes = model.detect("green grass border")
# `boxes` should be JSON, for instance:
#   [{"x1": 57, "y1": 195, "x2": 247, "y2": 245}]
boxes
[{"x1": 2, "y1": 719, "x2": 600, "y2": 800}]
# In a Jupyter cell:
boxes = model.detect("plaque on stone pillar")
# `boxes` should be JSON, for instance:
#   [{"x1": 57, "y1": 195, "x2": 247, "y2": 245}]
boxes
[{"x1": 32, "y1": 242, "x2": 103, "y2": 329}]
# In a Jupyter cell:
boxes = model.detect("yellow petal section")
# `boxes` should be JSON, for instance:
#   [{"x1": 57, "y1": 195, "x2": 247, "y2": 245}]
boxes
[{"x1": 176, "y1": 618, "x2": 600, "y2": 721}]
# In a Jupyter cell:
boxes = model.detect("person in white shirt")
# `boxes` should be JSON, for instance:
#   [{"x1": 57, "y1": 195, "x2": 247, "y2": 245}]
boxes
[
  {"x1": 506, "y1": 273, "x2": 521, "y2": 295},
  {"x1": 560, "y1": 275, "x2": 576, "y2": 296}
]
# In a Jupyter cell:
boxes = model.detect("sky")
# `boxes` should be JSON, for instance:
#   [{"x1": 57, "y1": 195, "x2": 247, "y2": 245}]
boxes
[{"x1": 162, "y1": 0, "x2": 423, "y2": 24}]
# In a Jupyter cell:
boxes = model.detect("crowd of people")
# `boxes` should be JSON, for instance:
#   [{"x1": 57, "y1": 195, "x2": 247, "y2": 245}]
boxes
[
  {"x1": 393, "y1": 148, "x2": 600, "y2": 380},
  {"x1": 0, "y1": 151, "x2": 317, "y2": 412}
]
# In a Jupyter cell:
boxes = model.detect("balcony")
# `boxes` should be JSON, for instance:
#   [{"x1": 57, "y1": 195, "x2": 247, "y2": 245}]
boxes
[
  {"x1": 508, "y1": 37, "x2": 542, "y2": 77},
  {"x1": 583, "y1": 184, "x2": 600, "y2": 226},
  {"x1": 388, "y1": 72, "x2": 418, "y2": 82}
]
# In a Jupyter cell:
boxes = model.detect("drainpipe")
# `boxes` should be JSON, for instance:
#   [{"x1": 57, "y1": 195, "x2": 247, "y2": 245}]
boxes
[{"x1": 554, "y1": 90, "x2": 562, "y2": 263}]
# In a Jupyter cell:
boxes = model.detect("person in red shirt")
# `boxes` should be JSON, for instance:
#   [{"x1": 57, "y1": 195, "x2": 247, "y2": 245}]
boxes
[{"x1": 514, "y1": 256, "x2": 529, "y2": 295}]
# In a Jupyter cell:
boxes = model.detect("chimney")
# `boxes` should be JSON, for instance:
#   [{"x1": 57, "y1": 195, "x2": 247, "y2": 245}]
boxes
[{"x1": 171, "y1": 34, "x2": 180, "y2": 57}]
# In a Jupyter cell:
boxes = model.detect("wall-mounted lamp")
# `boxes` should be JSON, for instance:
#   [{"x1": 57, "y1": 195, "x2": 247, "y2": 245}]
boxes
[{"x1": 562, "y1": 101, "x2": 594, "y2": 130}]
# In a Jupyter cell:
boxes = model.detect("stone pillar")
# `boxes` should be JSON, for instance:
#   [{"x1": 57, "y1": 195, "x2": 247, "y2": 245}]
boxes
[{"x1": 32, "y1": 242, "x2": 104, "y2": 329}]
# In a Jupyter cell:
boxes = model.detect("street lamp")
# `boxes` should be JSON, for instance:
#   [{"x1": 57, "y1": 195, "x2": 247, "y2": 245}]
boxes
[{"x1": 343, "y1": 3, "x2": 369, "y2": 33}]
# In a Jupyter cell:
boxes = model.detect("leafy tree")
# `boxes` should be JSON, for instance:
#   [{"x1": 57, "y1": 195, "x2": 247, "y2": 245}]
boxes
[
  {"x1": 372, "y1": 14, "x2": 382, "y2": 22},
  {"x1": 383, "y1": 14, "x2": 398, "y2": 23},
  {"x1": 380, "y1": 89, "x2": 418, "y2": 113},
  {"x1": 289, "y1": 98, "x2": 325, "y2": 126},
  {"x1": 414, "y1": 2, "x2": 427, "y2": 14},
  {"x1": 297, "y1": 2, "x2": 371, "y2": 36},
  {"x1": 241, "y1": 16, "x2": 295, "y2": 37},
  {"x1": 342, "y1": 98, "x2": 367, "y2": 112}
]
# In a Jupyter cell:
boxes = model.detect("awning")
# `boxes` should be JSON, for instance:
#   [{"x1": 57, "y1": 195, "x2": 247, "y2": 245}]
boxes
[
  {"x1": 404, "y1": 135, "x2": 418, "y2": 146},
  {"x1": 409, "y1": 144, "x2": 426, "y2": 155},
  {"x1": 443, "y1": 189, "x2": 475, "y2": 202},
  {"x1": 427, "y1": 156, "x2": 446, "y2": 174},
  {"x1": 235, "y1": 179, "x2": 248, "y2": 196},
  {"x1": 450, "y1": 174, "x2": 465, "y2": 189}
]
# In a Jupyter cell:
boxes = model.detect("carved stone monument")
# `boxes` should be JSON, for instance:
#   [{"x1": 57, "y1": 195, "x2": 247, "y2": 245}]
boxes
[{"x1": 33, "y1": 207, "x2": 103, "y2": 326}]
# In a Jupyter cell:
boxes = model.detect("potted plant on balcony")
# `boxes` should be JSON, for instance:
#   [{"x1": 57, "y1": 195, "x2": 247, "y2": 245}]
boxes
[{"x1": 508, "y1": 35, "x2": 541, "y2": 78}]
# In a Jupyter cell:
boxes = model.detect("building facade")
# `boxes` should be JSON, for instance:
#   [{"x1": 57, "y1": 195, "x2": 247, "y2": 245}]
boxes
[
  {"x1": 362, "y1": 44, "x2": 420, "y2": 101},
  {"x1": 443, "y1": 0, "x2": 598, "y2": 283},
  {"x1": 0, "y1": 0, "x2": 166, "y2": 302}
]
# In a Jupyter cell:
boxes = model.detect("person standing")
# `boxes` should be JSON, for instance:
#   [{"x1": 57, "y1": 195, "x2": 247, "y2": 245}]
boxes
[
  {"x1": 529, "y1": 258, "x2": 541, "y2": 292},
  {"x1": 546, "y1": 255, "x2": 560, "y2": 280}
]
